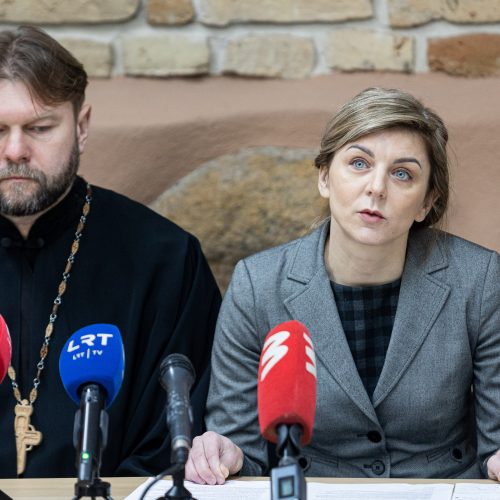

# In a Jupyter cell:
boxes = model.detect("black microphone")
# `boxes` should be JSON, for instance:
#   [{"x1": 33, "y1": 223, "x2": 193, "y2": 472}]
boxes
[{"x1": 159, "y1": 353, "x2": 196, "y2": 466}]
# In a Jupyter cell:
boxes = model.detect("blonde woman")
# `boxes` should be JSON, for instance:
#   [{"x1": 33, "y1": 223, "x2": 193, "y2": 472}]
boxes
[{"x1": 186, "y1": 88, "x2": 500, "y2": 483}]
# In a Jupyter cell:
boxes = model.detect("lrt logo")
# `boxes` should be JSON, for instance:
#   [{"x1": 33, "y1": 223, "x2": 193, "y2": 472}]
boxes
[
  {"x1": 67, "y1": 333, "x2": 114, "y2": 361},
  {"x1": 260, "y1": 330, "x2": 290, "y2": 382}
]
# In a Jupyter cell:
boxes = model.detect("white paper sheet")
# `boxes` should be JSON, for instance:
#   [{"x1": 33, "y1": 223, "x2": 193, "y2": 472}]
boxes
[
  {"x1": 126, "y1": 478, "x2": 270, "y2": 500},
  {"x1": 125, "y1": 479, "x2": 456, "y2": 500},
  {"x1": 451, "y1": 482, "x2": 500, "y2": 500},
  {"x1": 309, "y1": 482, "x2": 454, "y2": 500}
]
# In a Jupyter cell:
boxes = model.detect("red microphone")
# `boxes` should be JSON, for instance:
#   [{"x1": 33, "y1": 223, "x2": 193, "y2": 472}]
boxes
[
  {"x1": 258, "y1": 320, "x2": 317, "y2": 446},
  {"x1": 0, "y1": 315, "x2": 12, "y2": 384}
]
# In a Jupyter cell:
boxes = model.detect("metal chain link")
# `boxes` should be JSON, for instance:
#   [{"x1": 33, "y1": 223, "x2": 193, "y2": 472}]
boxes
[{"x1": 7, "y1": 184, "x2": 93, "y2": 406}]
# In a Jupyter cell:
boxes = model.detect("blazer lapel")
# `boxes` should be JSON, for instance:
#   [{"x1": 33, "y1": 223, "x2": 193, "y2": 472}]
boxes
[
  {"x1": 372, "y1": 229, "x2": 451, "y2": 407},
  {"x1": 283, "y1": 223, "x2": 379, "y2": 425}
]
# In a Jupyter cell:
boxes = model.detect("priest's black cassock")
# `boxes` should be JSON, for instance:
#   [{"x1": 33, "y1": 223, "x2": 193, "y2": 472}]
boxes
[{"x1": 0, "y1": 176, "x2": 221, "y2": 478}]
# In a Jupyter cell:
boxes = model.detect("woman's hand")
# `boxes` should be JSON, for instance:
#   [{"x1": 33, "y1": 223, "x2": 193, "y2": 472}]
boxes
[
  {"x1": 185, "y1": 431, "x2": 244, "y2": 485},
  {"x1": 487, "y1": 450, "x2": 500, "y2": 480}
]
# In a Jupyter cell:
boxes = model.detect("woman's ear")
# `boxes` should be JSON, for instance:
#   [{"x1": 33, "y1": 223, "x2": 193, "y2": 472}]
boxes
[
  {"x1": 415, "y1": 190, "x2": 438, "y2": 223},
  {"x1": 318, "y1": 165, "x2": 330, "y2": 199}
]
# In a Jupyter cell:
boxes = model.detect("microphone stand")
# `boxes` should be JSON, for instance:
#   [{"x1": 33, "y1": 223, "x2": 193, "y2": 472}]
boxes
[
  {"x1": 270, "y1": 424, "x2": 307, "y2": 500},
  {"x1": 156, "y1": 465, "x2": 196, "y2": 500},
  {"x1": 72, "y1": 384, "x2": 112, "y2": 500},
  {"x1": 156, "y1": 448, "x2": 196, "y2": 500}
]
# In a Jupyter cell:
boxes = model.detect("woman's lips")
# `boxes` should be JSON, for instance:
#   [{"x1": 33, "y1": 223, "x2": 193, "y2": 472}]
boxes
[{"x1": 359, "y1": 209, "x2": 385, "y2": 222}]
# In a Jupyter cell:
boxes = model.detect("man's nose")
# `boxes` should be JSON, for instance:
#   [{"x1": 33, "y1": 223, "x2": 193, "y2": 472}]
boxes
[{"x1": 1, "y1": 130, "x2": 31, "y2": 164}]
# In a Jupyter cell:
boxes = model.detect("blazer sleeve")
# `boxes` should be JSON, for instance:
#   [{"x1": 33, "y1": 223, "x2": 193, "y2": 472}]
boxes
[
  {"x1": 205, "y1": 259, "x2": 269, "y2": 476},
  {"x1": 473, "y1": 250, "x2": 500, "y2": 475}
]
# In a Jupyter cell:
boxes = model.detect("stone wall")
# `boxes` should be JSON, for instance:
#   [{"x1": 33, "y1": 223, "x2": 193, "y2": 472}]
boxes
[
  {"x1": 1, "y1": 0, "x2": 500, "y2": 78},
  {"x1": 2, "y1": 4, "x2": 499, "y2": 289},
  {"x1": 80, "y1": 74, "x2": 500, "y2": 290}
]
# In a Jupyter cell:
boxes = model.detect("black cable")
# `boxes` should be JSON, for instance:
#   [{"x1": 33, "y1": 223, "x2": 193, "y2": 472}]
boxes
[
  {"x1": 138, "y1": 464, "x2": 183, "y2": 500},
  {"x1": 0, "y1": 489, "x2": 13, "y2": 500}
]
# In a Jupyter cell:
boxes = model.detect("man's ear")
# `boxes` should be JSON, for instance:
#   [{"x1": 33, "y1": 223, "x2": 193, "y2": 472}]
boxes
[
  {"x1": 318, "y1": 165, "x2": 330, "y2": 199},
  {"x1": 76, "y1": 104, "x2": 91, "y2": 154}
]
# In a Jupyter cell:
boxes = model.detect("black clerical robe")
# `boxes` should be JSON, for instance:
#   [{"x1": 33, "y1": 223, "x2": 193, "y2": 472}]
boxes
[{"x1": 0, "y1": 176, "x2": 221, "y2": 478}]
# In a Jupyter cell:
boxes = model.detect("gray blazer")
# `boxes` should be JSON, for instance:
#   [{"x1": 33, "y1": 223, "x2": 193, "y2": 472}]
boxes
[{"x1": 205, "y1": 222, "x2": 500, "y2": 478}]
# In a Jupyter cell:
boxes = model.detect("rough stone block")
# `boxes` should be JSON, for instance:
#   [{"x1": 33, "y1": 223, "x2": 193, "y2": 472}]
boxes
[
  {"x1": 123, "y1": 36, "x2": 209, "y2": 76},
  {"x1": 428, "y1": 34, "x2": 500, "y2": 77},
  {"x1": 59, "y1": 39, "x2": 113, "y2": 78},
  {"x1": 388, "y1": 0, "x2": 500, "y2": 27},
  {"x1": 223, "y1": 35, "x2": 315, "y2": 79},
  {"x1": 147, "y1": 0, "x2": 194, "y2": 25},
  {"x1": 0, "y1": 0, "x2": 140, "y2": 23},
  {"x1": 325, "y1": 30, "x2": 414, "y2": 72},
  {"x1": 199, "y1": 0, "x2": 372, "y2": 26},
  {"x1": 151, "y1": 147, "x2": 324, "y2": 291}
]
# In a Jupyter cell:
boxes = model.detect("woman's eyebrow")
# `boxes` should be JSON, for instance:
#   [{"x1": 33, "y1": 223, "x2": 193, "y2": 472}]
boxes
[
  {"x1": 394, "y1": 157, "x2": 422, "y2": 169},
  {"x1": 347, "y1": 144, "x2": 423, "y2": 170},
  {"x1": 347, "y1": 144, "x2": 374, "y2": 157}
]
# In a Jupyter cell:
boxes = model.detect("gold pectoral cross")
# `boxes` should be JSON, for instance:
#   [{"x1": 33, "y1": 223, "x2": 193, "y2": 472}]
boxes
[{"x1": 14, "y1": 400, "x2": 43, "y2": 476}]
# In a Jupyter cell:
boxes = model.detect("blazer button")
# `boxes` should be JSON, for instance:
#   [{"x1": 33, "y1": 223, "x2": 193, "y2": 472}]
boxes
[
  {"x1": 371, "y1": 460, "x2": 385, "y2": 475},
  {"x1": 298, "y1": 455, "x2": 311, "y2": 472},
  {"x1": 367, "y1": 431, "x2": 382, "y2": 443}
]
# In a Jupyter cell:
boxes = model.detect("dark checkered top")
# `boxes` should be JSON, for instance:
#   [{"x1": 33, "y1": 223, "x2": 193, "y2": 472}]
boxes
[{"x1": 331, "y1": 279, "x2": 401, "y2": 399}]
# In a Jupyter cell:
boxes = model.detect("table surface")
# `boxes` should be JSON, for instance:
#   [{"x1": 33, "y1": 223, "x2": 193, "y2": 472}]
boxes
[{"x1": 0, "y1": 477, "x2": 495, "y2": 500}]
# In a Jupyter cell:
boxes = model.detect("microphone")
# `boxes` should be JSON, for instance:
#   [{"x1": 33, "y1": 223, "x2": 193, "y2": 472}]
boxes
[
  {"x1": 0, "y1": 320, "x2": 14, "y2": 500},
  {"x1": 0, "y1": 315, "x2": 12, "y2": 384},
  {"x1": 258, "y1": 320, "x2": 317, "y2": 500},
  {"x1": 59, "y1": 324, "x2": 124, "y2": 497},
  {"x1": 258, "y1": 320, "x2": 317, "y2": 446},
  {"x1": 159, "y1": 353, "x2": 195, "y2": 466}
]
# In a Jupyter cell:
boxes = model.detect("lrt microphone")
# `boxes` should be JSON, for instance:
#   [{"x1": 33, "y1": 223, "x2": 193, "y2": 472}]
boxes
[
  {"x1": 258, "y1": 320, "x2": 317, "y2": 500},
  {"x1": 159, "y1": 353, "x2": 196, "y2": 466},
  {"x1": 59, "y1": 324, "x2": 124, "y2": 498},
  {"x1": 0, "y1": 315, "x2": 12, "y2": 384}
]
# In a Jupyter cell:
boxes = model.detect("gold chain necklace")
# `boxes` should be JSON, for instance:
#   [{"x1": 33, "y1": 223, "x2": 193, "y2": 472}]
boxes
[{"x1": 6, "y1": 183, "x2": 92, "y2": 476}]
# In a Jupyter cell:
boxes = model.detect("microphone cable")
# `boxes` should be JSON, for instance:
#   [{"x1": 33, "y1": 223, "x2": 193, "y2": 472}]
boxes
[{"x1": 138, "y1": 463, "x2": 184, "y2": 500}]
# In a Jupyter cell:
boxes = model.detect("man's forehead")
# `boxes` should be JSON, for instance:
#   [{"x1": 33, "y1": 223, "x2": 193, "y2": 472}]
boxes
[{"x1": 0, "y1": 79, "x2": 71, "y2": 120}]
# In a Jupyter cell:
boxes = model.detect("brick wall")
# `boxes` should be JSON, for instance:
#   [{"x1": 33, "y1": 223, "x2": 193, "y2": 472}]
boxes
[{"x1": 1, "y1": 0, "x2": 499, "y2": 78}]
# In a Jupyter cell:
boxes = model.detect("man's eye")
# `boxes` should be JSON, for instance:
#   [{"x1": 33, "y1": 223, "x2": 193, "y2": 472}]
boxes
[
  {"x1": 394, "y1": 169, "x2": 411, "y2": 181},
  {"x1": 29, "y1": 126, "x2": 51, "y2": 133},
  {"x1": 351, "y1": 159, "x2": 367, "y2": 170}
]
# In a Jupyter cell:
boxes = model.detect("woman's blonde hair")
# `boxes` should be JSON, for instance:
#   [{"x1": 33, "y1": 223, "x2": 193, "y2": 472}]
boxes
[{"x1": 314, "y1": 87, "x2": 449, "y2": 228}]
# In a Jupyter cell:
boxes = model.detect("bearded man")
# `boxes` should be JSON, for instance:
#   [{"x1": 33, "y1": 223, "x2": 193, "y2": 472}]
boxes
[{"x1": 0, "y1": 25, "x2": 221, "y2": 478}]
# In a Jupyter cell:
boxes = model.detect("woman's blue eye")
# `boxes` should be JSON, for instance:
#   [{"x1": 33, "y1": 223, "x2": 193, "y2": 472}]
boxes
[
  {"x1": 394, "y1": 169, "x2": 411, "y2": 181},
  {"x1": 352, "y1": 159, "x2": 367, "y2": 170}
]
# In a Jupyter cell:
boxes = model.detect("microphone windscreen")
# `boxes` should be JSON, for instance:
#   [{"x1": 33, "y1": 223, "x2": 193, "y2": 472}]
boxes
[
  {"x1": 0, "y1": 315, "x2": 12, "y2": 384},
  {"x1": 258, "y1": 320, "x2": 317, "y2": 446},
  {"x1": 159, "y1": 353, "x2": 195, "y2": 390},
  {"x1": 59, "y1": 324, "x2": 125, "y2": 407}
]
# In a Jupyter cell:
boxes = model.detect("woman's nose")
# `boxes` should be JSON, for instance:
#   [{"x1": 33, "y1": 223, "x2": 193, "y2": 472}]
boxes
[{"x1": 365, "y1": 170, "x2": 387, "y2": 199}]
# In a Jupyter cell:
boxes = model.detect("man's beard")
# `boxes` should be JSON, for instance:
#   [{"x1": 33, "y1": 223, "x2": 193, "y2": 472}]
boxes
[{"x1": 0, "y1": 140, "x2": 80, "y2": 217}]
